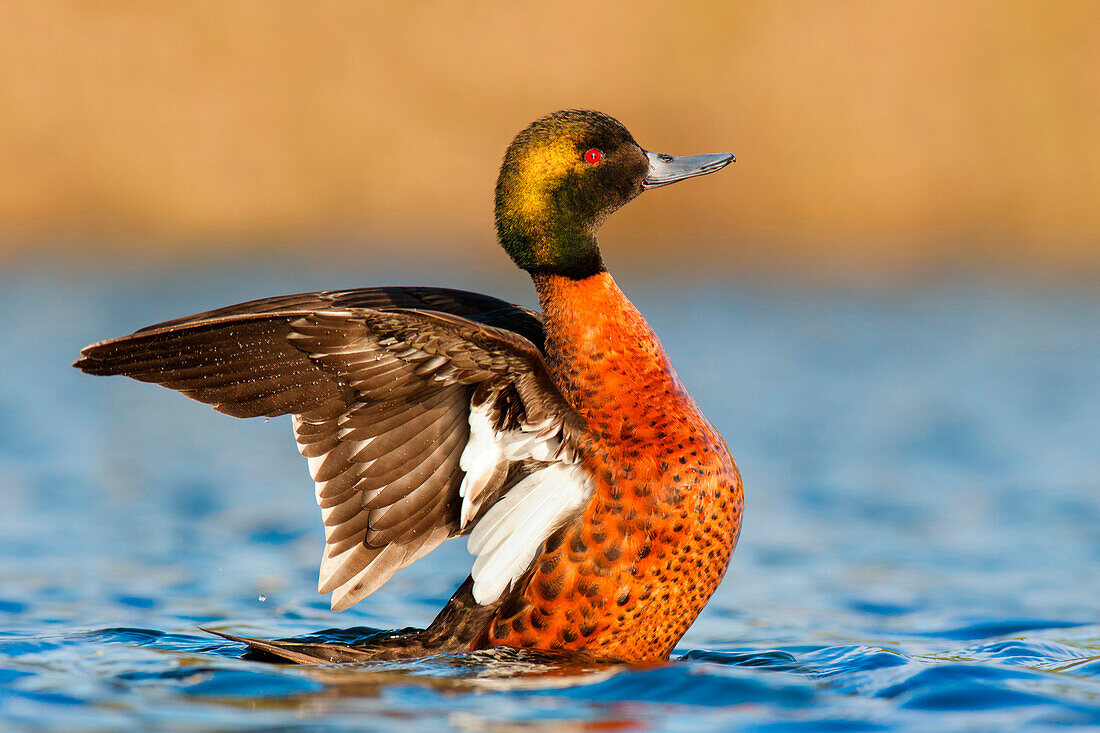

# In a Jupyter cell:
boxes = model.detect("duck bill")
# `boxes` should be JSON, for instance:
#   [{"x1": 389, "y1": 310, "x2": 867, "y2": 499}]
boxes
[{"x1": 642, "y1": 151, "x2": 735, "y2": 189}]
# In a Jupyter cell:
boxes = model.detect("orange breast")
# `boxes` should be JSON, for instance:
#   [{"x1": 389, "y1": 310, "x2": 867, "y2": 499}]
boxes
[{"x1": 485, "y1": 273, "x2": 744, "y2": 661}]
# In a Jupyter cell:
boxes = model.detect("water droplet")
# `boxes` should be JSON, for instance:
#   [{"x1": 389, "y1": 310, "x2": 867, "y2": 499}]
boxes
[{"x1": 257, "y1": 594, "x2": 267, "y2": 603}]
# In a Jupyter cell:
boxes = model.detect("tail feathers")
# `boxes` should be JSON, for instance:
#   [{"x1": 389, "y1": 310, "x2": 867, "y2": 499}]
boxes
[
  {"x1": 203, "y1": 629, "x2": 393, "y2": 664},
  {"x1": 204, "y1": 576, "x2": 507, "y2": 665},
  {"x1": 203, "y1": 623, "x2": 485, "y2": 664}
]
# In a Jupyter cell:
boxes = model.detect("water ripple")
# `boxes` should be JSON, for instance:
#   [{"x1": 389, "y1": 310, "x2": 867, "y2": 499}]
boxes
[{"x1": 2, "y1": 271, "x2": 1098, "y2": 730}]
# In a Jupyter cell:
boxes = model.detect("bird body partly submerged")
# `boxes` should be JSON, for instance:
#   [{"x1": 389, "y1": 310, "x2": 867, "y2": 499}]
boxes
[
  {"x1": 76, "y1": 110, "x2": 739, "y2": 664},
  {"x1": 485, "y1": 272, "x2": 742, "y2": 660}
]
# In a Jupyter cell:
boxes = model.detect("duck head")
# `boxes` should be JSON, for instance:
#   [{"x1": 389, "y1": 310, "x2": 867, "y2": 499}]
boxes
[{"x1": 495, "y1": 109, "x2": 734, "y2": 279}]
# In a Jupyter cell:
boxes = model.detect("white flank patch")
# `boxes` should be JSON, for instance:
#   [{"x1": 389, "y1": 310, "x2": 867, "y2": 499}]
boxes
[
  {"x1": 457, "y1": 404, "x2": 571, "y2": 529},
  {"x1": 457, "y1": 404, "x2": 505, "y2": 527},
  {"x1": 466, "y1": 462, "x2": 591, "y2": 605}
]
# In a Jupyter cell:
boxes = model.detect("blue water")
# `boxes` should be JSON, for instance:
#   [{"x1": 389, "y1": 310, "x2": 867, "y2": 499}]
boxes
[{"x1": 1, "y1": 260, "x2": 1098, "y2": 731}]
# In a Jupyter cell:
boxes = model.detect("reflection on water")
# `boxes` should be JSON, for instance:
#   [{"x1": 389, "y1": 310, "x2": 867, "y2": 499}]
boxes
[{"x1": 1, "y1": 262, "x2": 1098, "y2": 730}]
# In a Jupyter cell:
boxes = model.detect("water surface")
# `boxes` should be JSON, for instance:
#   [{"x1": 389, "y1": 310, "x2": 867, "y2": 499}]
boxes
[{"x1": 1, "y1": 262, "x2": 1098, "y2": 730}]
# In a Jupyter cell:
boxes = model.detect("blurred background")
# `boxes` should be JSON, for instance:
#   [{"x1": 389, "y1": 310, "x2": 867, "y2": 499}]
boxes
[
  {"x1": 3, "y1": 3, "x2": 1100, "y2": 730},
  {"x1": 2, "y1": 1, "x2": 1098, "y2": 279}
]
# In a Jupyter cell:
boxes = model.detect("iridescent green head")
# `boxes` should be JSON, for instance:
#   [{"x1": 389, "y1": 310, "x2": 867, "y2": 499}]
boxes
[{"x1": 494, "y1": 109, "x2": 734, "y2": 279}]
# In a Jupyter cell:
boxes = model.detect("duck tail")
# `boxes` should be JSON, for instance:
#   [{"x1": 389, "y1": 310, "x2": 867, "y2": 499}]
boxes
[
  {"x1": 205, "y1": 577, "x2": 505, "y2": 665},
  {"x1": 202, "y1": 627, "x2": 444, "y2": 664}
]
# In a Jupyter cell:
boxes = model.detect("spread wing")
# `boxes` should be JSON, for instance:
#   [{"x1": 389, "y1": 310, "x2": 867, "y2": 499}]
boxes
[{"x1": 75, "y1": 287, "x2": 592, "y2": 611}]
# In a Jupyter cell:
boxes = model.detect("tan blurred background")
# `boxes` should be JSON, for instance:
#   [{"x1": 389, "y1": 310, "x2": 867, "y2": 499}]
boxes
[{"x1": 2, "y1": 1, "x2": 1098, "y2": 278}]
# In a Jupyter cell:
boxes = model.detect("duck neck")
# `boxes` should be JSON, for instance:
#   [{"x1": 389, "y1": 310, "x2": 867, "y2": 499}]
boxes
[
  {"x1": 496, "y1": 207, "x2": 606, "y2": 279},
  {"x1": 532, "y1": 271, "x2": 682, "y2": 421}
]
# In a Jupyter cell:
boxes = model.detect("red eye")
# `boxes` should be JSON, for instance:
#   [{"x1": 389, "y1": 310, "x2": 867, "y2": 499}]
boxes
[{"x1": 584, "y1": 149, "x2": 602, "y2": 163}]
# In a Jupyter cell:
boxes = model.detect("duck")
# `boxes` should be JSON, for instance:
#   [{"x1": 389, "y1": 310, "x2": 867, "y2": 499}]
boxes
[{"x1": 75, "y1": 109, "x2": 742, "y2": 665}]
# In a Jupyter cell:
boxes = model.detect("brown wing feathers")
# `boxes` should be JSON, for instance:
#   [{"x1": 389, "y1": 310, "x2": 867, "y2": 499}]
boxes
[
  {"x1": 74, "y1": 287, "x2": 577, "y2": 612},
  {"x1": 76, "y1": 315, "x2": 348, "y2": 418},
  {"x1": 134, "y1": 286, "x2": 546, "y2": 351}
]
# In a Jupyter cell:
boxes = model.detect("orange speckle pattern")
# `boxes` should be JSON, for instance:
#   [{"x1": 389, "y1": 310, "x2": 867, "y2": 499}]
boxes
[{"x1": 486, "y1": 272, "x2": 744, "y2": 662}]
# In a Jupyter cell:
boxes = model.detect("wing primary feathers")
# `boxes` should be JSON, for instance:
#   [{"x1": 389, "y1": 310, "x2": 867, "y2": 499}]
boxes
[{"x1": 76, "y1": 288, "x2": 590, "y2": 611}]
